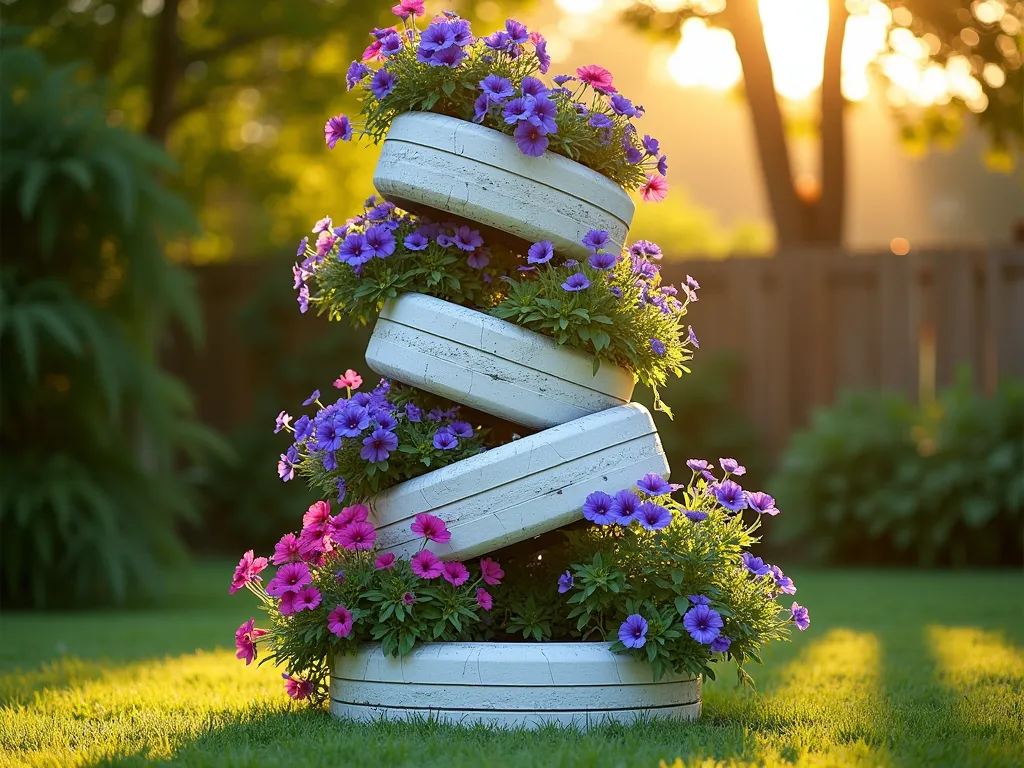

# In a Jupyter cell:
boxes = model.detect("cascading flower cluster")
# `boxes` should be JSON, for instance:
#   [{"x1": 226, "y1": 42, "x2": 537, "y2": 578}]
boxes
[
  {"x1": 293, "y1": 202, "x2": 698, "y2": 416},
  {"x1": 274, "y1": 369, "x2": 486, "y2": 502},
  {"x1": 551, "y1": 457, "x2": 809, "y2": 683},
  {"x1": 324, "y1": 3, "x2": 668, "y2": 196},
  {"x1": 230, "y1": 501, "x2": 504, "y2": 705}
]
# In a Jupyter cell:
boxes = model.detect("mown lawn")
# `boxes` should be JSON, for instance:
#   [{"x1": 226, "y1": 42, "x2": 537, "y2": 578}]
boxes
[{"x1": 0, "y1": 564, "x2": 1021, "y2": 767}]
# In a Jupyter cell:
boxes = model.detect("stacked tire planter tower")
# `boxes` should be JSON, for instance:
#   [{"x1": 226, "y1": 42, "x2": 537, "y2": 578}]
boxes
[{"x1": 329, "y1": 113, "x2": 701, "y2": 729}]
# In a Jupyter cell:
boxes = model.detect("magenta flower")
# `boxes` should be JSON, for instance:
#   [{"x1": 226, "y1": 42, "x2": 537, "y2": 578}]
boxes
[
  {"x1": 640, "y1": 173, "x2": 668, "y2": 203},
  {"x1": 391, "y1": 0, "x2": 425, "y2": 18},
  {"x1": 561, "y1": 272, "x2": 590, "y2": 292},
  {"x1": 375, "y1": 552, "x2": 396, "y2": 570},
  {"x1": 335, "y1": 369, "x2": 363, "y2": 392},
  {"x1": 337, "y1": 521, "x2": 376, "y2": 551},
  {"x1": 325, "y1": 114, "x2": 352, "y2": 148},
  {"x1": 618, "y1": 614, "x2": 648, "y2": 648},
  {"x1": 303, "y1": 500, "x2": 331, "y2": 533},
  {"x1": 293, "y1": 586, "x2": 322, "y2": 613},
  {"x1": 410, "y1": 550, "x2": 444, "y2": 579},
  {"x1": 791, "y1": 602, "x2": 811, "y2": 631},
  {"x1": 514, "y1": 120, "x2": 548, "y2": 157},
  {"x1": 442, "y1": 561, "x2": 470, "y2": 586},
  {"x1": 402, "y1": 592, "x2": 416, "y2": 605},
  {"x1": 235, "y1": 618, "x2": 267, "y2": 665},
  {"x1": 328, "y1": 604, "x2": 353, "y2": 638},
  {"x1": 479, "y1": 557, "x2": 504, "y2": 586},
  {"x1": 576, "y1": 64, "x2": 616, "y2": 93},
  {"x1": 476, "y1": 588, "x2": 493, "y2": 611},
  {"x1": 266, "y1": 561, "x2": 312, "y2": 597},
  {"x1": 334, "y1": 503, "x2": 370, "y2": 527},
  {"x1": 230, "y1": 550, "x2": 268, "y2": 594},
  {"x1": 283, "y1": 672, "x2": 314, "y2": 700},
  {"x1": 411, "y1": 513, "x2": 451, "y2": 543},
  {"x1": 272, "y1": 533, "x2": 302, "y2": 566}
]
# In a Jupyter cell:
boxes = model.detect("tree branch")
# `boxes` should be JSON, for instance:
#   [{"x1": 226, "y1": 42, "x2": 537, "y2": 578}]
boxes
[
  {"x1": 817, "y1": 0, "x2": 848, "y2": 245},
  {"x1": 145, "y1": 0, "x2": 181, "y2": 144}
]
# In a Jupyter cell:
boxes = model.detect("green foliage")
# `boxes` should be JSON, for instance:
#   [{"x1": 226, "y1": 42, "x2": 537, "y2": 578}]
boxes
[
  {"x1": 343, "y1": 12, "x2": 659, "y2": 191},
  {"x1": 770, "y1": 375, "x2": 1024, "y2": 566},
  {"x1": 0, "y1": 41, "x2": 227, "y2": 608}
]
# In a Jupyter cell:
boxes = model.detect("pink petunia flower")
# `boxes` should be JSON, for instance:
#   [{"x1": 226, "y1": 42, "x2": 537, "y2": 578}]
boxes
[
  {"x1": 291, "y1": 586, "x2": 322, "y2": 613},
  {"x1": 410, "y1": 513, "x2": 451, "y2": 543},
  {"x1": 324, "y1": 115, "x2": 352, "y2": 148},
  {"x1": 272, "y1": 533, "x2": 302, "y2": 566},
  {"x1": 303, "y1": 500, "x2": 331, "y2": 532},
  {"x1": 362, "y1": 39, "x2": 385, "y2": 63},
  {"x1": 402, "y1": 592, "x2": 416, "y2": 605},
  {"x1": 410, "y1": 549, "x2": 444, "y2": 579},
  {"x1": 476, "y1": 588, "x2": 493, "y2": 611},
  {"x1": 576, "y1": 64, "x2": 616, "y2": 93},
  {"x1": 230, "y1": 550, "x2": 268, "y2": 594},
  {"x1": 333, "y1": 369, "x2": 363, "y2": 391},
  {"x1": 337, "y1": 521, "x2": 376, "y2": 551},
  {"x1": 479, "y1": 557, "x2": 504, "y2": 586},
  {"x1": 328, "y1": 604, "x2": 353, "y2": 638},
  {"x1": 333, "y1": 504, "x2": 370, "y2": 528},
  {"x1": 234, "y1": 618, "x2": 267, "y2": 665},
  {"x1": 392, "y1": 0, "x2": 426, "y2": 19},
  {"x1": 375, "y1": 552, "x2": 396, "y2": 570},
  {"x1": 640, "y1": 174, "x2": 669, "y2": 203},
  {"x1": 297, "y1": 527, "x2": 327, "y2": 562},
  {"x1": 442, "y1": 561, "x2": 470, "y2": 586},
  {"x1": 266, "y1": 561, "x2": 312, "y2": 597},
  {"x1": 283, "y1": 672, "x2": 314, "y2": 700}
]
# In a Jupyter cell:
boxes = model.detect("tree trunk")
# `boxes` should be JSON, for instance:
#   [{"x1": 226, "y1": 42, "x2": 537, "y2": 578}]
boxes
[
  {"x1": 816, "y1": 0, "x2": 849, "y2": 244},
  {"x1": 145, "y1": 0, "x2": 181, "y2": 144},
  {"x1": 727, "y1": 0, "x2": 808, "y2": 249}
]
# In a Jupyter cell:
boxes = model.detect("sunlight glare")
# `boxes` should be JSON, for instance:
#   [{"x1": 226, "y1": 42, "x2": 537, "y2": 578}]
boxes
[
  {"x1": 556, "y1": 0, "x2": 607, "y2": 14},
  {"x1": 667, "y1": 17, "x2": 742, "y2": 90}
]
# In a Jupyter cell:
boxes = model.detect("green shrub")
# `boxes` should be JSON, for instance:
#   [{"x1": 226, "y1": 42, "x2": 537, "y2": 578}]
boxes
[
  {"x1": 770, "y1": 375, "x2": 1024, "y2": 567},
  {"x1": 0, "y1": 40, "x2": 226, "y2": 608}
]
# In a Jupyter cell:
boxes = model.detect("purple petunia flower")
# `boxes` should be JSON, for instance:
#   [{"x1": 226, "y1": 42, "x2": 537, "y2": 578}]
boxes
[
  {"x1": 361, "y1": 428, "x2": 398, "y2": 463},
  {"x1": 563, "y1": 259, "x2": 579, "y2": 268},
  {"x1": 453, "y1": 226, "x2": 483, "y2": 252},
  {"x1": 482, "y1": 30, "x2": 509, "y2": 51},
  {"x1": 505, "y1": 18, "x2": 529, "y2": 44},
  {"x1": 650, "y1": 338, "x2": 666, "y2": 356},
  {"x1": 503, "y1": 95, "x2": 536, "y2": 124},
  {"x1": 561, "y1": 272, "x2": 590, "y2": 292},
  {"x1": 527, "y1": 97, "x2": 557, "y2": 134},
  {"x1": 636, "y1": 502, "x2": 672, "y2": 531},
  {"x1": 432, "y1": 429, "x2": 458, "y2": 450},
  {"x1": 404, "y1": 231, "x2": 429, "y2": 251},
  {"x1": 336, "y1": 477, "x2": 346, "y2": 503},
  {"x1": 274, "y1": 411, "x2": 292, "y2": 434},
  {"x1": 643, "y1": 134, "x2": 660, "y2": 156},
  {"x1": 448, "y1": 421, "x2": 475, "y2": 438},
  {"x1": 618, "y1": 614, "x2": 648, "y2": 649},
  {"x1": 770, "y1": 565, "x2": 797, "y2": 595},
  {"x1": 637, "y1": 473, "x2": 671, "y2": 496},
  {"x1": 552, "y1": 74, "x2": 575, "y2": 86},
  {"x1": 715, "y1": 480, "x2": 747, "y2": 512},
  {"x1": 426, "y1": 45, "x2": 466, "y2": 68},
  {"x1": 467, "y1": 250, "x2": 490, "y2": 269},
  {"x1": 657, "y1": 155, "x2": 669, "y2": 176},
  {"x1": 610, "y1": 94, "x2": 636, "y2": 116},
  {"x1": 370, "y1": 69, "x2": 397, "y2": 99},
  {"x1": 364, "y1": 225, "x2": 396, "y2": 259},
  {"x1": 791, "y1": 602, "x2": 810, "y2": 631},
  {"x1": 688, "y1": 326, "x2": 700, "y2": 349},
  {"x1": 687, "y1": 461, "x2": 708, "y2": 479},
  {"x1": 588, "y1": 252, "x2": 616, "y2": 270},
  {"x1": 419, "y1": 21, "x2": 455, "y2": 52},
  {"x1": 277, "y1": 450, "x2": 297, "y2": 482},
  {"x1": 710, "y1": 635, "x2": 731, "y2": 653},
  {"x1": 689, "y1": 594, "x2": 711, "y2": 606},
  {"x1": 610, "y1": 286, "x2": 622, "y2": 298},
  {"x1": 521, "y1": 76, "x2": 548, "y2": 98},
  {"x1": 609, "y1": 489, "x2": 640, "y2": 524},
  {"x1": 346, "y1": 61, "x2": 371, "y2": 90},
  {"x1": 293, "y1": 415, "x2": 313, "y2": 443},
  {"x1": 683, "y1": 604, "x2": 723, "y2": 645},
  {"x1": 746, "y1": 491, "x2": 779, "y2": 516},
  {"x1": 684, "y1": 509, "x2": 708, "y2": 522},
  {"x1": 557, "y1": 570, "x2": 574, "y2": 594},
  {"x1": 719, "y1": 458, "x2": 746, "y2": 476},
  {"x1": 535, "y1": 37, "x2": 551, "y2": 73},
  {"x1": 582, "y1": 490, "x2": 615, "y2": 525},
  {"x1": 588, "y1": 113, "x2": 613, "y2": 129},
  {"x1": 582, "y1": 230, "x2": 610, "y2": 252},
  {"x1": 379, "y1": 31, "x2": 403, "y2": 57},
  {"x1": 514, "y1": 120, "x2": 548, "y2": 156},
  {"x1": 302, "y1": 390, "x2": 320, "y2": 407},
  {"x1": 480, "y1": 73, "x2": 515, "y2": 102},
  {"x1": 339, "y1": 233, "x2": 372, "y2": 265},
  {"x1": 624, "y1": 145, "x2": 644, "y2": 164},
  {"x1": 528, "y1": 240, "x2": 554, "y2": 264},
  {"x1": 325, "y1": 114, "x2": 352, "y2": 148},
  {"x1": 404, "y1": 403, "x2": 422, "y2": 422},
  {"x1": 337, "y1": 404, "x2": 370, "y2": 438},
  {"x1": 741, "y1": 552, "x2": 770, "y2": 577},
  {"x1": 373, "y1": 412, "x2": 398, "y2": 431},
  {"x1": 473, "y1": 93, "x2": 490, "y2": 123}
]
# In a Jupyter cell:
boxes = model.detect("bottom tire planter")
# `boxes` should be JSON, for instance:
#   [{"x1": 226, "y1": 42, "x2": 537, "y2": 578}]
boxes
[
  {"x1": 369, "y1": 403, "x2": 669, "y2": 561},
  {"x1": 331, "y1": 643, "x2": 701, "y2": 729}
]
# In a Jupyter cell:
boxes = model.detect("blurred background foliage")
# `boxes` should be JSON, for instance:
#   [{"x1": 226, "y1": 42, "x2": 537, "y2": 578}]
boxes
[
  {"x1": 768, "y1": 374, "x2": 1024, "y2": 567},
  {"x1": 0, "y1": 37, "x2": 228, "y2": 608}
]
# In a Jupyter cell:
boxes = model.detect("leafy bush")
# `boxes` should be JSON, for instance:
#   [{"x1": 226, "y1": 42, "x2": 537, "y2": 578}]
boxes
[
  {"x1": 0, "y1": 41, "x2": 226, "y2": 607},
  {"x1": 230, "y1": 455, "x2": 806, "y2": 704},
  {"x1": 770, "y1": 375, "x2": 1024, "y2": 566},
  {"x1": 332, "y1": 4, "x2": 667, "y2": 195}
]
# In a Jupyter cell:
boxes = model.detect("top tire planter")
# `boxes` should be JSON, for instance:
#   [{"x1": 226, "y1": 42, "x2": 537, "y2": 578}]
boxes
[{"x1": 373, "y1": 113, "x2": 636, "y2": 259}]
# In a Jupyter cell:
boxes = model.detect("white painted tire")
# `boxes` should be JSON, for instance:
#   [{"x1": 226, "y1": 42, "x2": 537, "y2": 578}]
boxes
[
  {"x1": 373, "y1": 112, "x2": 635, "y2": 258},
  {"x1": 366, "y1": 293, "x2": 635, "y2": 430},
  {"x1": 331, "y1": 642, "x2": 700, "y2": 729},
  {"x1": 369, "y1": 403, "x2": 668, "y2": 561}
]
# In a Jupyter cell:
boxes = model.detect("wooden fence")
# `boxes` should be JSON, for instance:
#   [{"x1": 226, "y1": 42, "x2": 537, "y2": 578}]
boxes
[{"x1": 167, "y1": 247, "x2": 1024, "y2": 461}]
